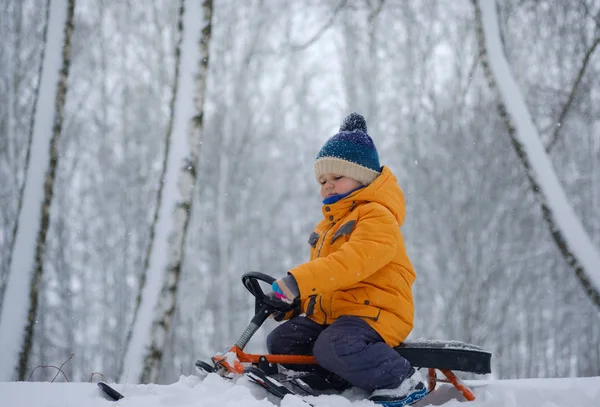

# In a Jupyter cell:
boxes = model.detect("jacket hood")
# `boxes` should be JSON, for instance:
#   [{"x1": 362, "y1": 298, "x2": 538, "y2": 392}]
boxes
[{"x1": 322, "y1": 166, "x2": 406, "y2": 226}]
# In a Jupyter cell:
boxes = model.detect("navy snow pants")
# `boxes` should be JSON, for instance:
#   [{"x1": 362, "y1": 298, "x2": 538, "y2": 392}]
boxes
[{"x1": 266, "y1": 316, "x2": 411, "y2": 392}]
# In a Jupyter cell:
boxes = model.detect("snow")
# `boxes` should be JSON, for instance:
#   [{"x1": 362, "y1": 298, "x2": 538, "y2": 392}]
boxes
[
  {"x1": 0, "y1": 0, "x2": 69, "y2": 381},
  {"x1": 2, "y1": 373, "x2": 599, "y2": 407},
  {"x1": 478, "y1": 1, "x2": 600, "y2": 288}
]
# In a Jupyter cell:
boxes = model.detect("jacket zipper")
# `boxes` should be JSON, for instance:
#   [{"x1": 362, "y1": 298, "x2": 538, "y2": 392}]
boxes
[
  {"x1": 314, "y1": 203, "x2": 358, "y2": 325},
  {"x1": 316, "y1": 222, "x2": 335, "y2": 324},
  {"x1": 316, "y1": 222, "x2": 335, "y2": 257}
]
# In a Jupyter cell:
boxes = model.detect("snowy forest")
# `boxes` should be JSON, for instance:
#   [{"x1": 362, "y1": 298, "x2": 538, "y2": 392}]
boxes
[{"x1": 0, "y1": 0, "x2": 599, "y2": 386}]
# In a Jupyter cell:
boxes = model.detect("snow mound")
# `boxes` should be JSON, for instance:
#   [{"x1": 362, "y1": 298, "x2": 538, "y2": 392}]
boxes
[{"x1": 1, "y1": 373, "x2": 599, "y2": 407}]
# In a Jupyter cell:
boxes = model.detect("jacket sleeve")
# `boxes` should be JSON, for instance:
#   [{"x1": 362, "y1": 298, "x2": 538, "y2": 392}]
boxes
[
  {"x1": 290, "y1": 204, "x2": 400, "y2": 298},
  {"x1": 271, "y1": 306, "x2": 302, "y2": 322}
]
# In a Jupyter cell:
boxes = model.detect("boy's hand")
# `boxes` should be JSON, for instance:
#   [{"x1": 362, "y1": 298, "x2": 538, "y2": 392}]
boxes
[
  {"x1": 269, "y1": 310, "x2": 288, "y2": 321},
  {"x1": 272, "y1": 275, "x2": 299, "y2": 304}
]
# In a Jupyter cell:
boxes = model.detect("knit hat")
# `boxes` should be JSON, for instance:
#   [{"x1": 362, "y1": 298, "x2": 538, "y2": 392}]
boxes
[{"x1": 314, "y1": 113, "x2": 381, "y2": 186}]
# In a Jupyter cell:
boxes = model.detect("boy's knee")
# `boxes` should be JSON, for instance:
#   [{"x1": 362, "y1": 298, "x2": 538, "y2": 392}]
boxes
[
  {"x1": 313, "y1": 329, "x2": 343, "y2": 370},
  {"x1": 266, "y1": 329, "x2": 282, "y2": 354}
]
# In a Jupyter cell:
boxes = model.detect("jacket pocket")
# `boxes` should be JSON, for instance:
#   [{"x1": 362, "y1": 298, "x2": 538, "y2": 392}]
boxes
[
  {"x1": 330, "y1": 220, "x2": 356, "y2": 244},
  {"x1": 308, "y1": 231, "x2": 320, "y2": 248},
  {"x1": 305, "y1": 295, "x2": 318, "y2": 316},
  {"x1": 330, "y1": 288, "x2": 381, "y2": 321}
]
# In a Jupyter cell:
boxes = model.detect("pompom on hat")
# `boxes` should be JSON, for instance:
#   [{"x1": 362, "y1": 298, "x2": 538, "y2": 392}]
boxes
[{"x1": 314, "y1": 113, "x2": 381, "y2": 186}]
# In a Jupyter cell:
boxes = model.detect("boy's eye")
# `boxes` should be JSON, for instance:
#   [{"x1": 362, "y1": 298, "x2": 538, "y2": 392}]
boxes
[
  {"x1": 320, "y1": 180, "x2": 326, "y2": 185},
  {"x1": 334, "y1": 176, "x2": 343, "y2": 180}
]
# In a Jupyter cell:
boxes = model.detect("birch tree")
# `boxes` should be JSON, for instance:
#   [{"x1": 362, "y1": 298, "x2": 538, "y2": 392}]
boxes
[
  {"x1": 0, "y1": 1, "x2": 45, "y2": 307},
  {"x1": 473, "y1": 0, "x2": 600, "y2": 309},
  {"x1": 0, "y1": 0, "x2": 75, "y2": 381},
  {"x1": 121, "y1": 0, "x2": 212, "y2": 384}
]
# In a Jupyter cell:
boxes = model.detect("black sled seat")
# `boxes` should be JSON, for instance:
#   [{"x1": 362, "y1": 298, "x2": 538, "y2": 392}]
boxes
[
  {"x1": 395, "y1": 340, "x2": 491, "y2": 374},
  {"x1": 391, "y1": 339, "x2": 492, "y2": 401}
]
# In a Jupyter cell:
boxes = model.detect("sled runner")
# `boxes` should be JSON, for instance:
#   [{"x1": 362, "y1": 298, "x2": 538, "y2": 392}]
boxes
[{"x1": 195, "y1": 272, "x2": 492, "y2": 403}]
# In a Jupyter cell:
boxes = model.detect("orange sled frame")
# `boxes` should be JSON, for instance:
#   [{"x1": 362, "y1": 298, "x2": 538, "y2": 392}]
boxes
[{"x1": 202, "y1": 273, "x2": 491, "y2": 402}]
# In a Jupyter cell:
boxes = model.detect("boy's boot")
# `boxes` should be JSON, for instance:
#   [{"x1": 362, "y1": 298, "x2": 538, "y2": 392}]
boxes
[{"x1": 368, "y1": 367, "x2": 428, "y2": 407}]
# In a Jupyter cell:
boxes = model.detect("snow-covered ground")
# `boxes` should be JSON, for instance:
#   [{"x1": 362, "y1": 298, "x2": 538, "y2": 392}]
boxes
[{"x1": 2, "y1": 372, "x2": 599, "y2": 407}]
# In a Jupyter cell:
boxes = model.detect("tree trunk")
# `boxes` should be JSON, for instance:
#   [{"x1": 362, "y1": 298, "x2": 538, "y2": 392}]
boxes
[
  {"x1": 472, "y1": 0, "x2": 600, "y2": 310},
  {"x1": 141, "y1": 0, "x2": 213, "y2": 384},
  {"x1": 0, "y1": 0, "x2": 43, "y2": 310},
  {"x1": 0, "y1": 0, "x2": 75, "y2": 381},
  {"x1": 120, "y1": 0, "x2": 213, "y2": 384}
]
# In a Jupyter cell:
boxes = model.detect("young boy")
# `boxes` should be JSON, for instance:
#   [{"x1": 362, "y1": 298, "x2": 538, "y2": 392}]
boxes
[{"x1": 267, "y1": 113, "x2": 427, "y2": 406}]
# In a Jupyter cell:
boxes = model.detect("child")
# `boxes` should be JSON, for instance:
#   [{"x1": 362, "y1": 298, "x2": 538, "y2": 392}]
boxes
[{"x1": 267, "y1": 113, "x2": 427, "y2": 407}]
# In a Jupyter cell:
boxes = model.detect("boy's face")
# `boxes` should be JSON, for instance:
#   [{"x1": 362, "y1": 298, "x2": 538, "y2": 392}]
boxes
[{"x1": 319, "y1": 173, "x2": 362, "y2": 200}]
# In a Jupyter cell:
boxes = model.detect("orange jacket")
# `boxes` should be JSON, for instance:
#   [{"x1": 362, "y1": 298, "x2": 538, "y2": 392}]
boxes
[{"x1": 289, "y1": 166, "x2": 415, "y2": 347}]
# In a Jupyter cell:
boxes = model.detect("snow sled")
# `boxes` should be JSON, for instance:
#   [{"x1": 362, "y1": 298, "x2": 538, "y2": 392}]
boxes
[{"x1": 195, "y1": 272, "x2": 492, "y2": 404}]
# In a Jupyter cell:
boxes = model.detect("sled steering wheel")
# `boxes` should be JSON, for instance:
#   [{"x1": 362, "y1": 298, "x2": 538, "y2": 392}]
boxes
[{"x1": 241, "y1": 272, "x2": 299, "y2": 315}]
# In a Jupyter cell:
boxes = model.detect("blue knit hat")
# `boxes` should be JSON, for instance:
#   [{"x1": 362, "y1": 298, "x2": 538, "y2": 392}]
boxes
[{"x1": 314, "y1": 113, "x2": 381, "y2": 185}]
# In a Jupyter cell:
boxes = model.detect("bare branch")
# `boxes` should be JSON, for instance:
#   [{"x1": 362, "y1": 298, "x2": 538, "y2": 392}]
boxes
[
  {"x1": 546, "y1": 35, "x2": 600, "y2": 152},
  {"x1": 89, "y1": 372, "x2": 106, "y2": 382},
  {"x1": 460, "y1": 53, "x2": 481, "y2": 107},
  {"x1": 28, "y1": 354, "x2": 74, "y2": 382},
  {"x1": 367, "y1": 0, "x2": 385, "y2": 23},
  {"x1": 289, "y1": 0, "x2": 348, "y2": 51}
]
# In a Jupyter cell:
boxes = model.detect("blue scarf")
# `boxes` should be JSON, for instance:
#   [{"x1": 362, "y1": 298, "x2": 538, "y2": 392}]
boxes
[{"x1": 322, "y1": 185, "x2": 365, "y2": 205}]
